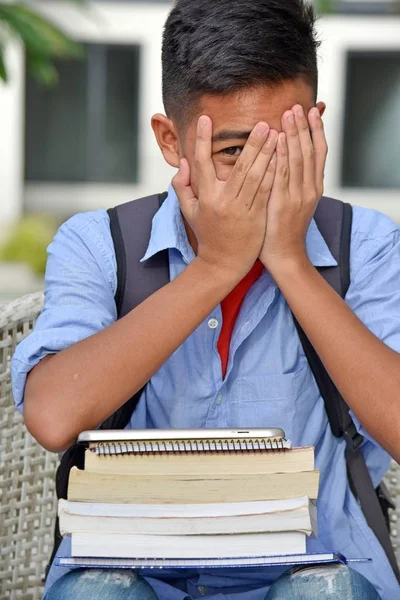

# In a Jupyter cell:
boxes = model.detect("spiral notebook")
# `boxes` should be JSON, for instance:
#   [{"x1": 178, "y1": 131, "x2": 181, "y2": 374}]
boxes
[
  {"x1": 56, "y1": 553, "x2": 371, "y2": 570},
  {"x1": 78, "y1": 427, "x2": 292, "y2": 456}
]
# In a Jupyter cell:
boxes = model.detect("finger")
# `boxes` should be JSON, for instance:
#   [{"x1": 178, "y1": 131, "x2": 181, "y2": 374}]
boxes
[
  {"x1": 293, "y1": 104, "x2": 315, "y2": 191},
  {"x1": 282, "y1": 110, "x2": 303, "y2": 193},
  {"x1": 275, "y1": 132, "x2": 289, "y2": 192},
  {"x1": 225, "y1": 122, "x2": 270, "y2": 197},
  {"x1": 251, "y1": 149, "x2": 278, "y2": 212},
  {"x1": 194, "y1": 115, "x2": 217, "y2": 193},
  {"x1": 308, "y1": 107, "x2": 328, "y2": 198},
  {"x1": 172, "y1": 158, "x2": 196, "y2": 214},
  {"x1": 240, "y1": 129, "x2": 278, "y2": 209}
]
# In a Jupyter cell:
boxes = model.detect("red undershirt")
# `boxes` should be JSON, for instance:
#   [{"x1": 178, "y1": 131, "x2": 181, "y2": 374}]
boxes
[{"x1": 217, "y1": 260, "x2": 264, "y2": 378}]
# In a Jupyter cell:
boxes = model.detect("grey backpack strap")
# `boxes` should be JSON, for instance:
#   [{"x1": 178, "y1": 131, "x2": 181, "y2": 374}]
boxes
[
  {"x1": 295, "y1": 197, "x2": 355, "y2": 437},
  {"x1": 295, "y1": 197, "x2": 400, "y2": 580},
  {"x1": 346, "y1": 448, "x2": 399, "y2": 580},
  {"x1": 100, "y1": 192, "x2": 169, "y2": 432},
  {"x1": 108, "y1": 192, "x2": 169, "y2": 319},
  {"x1": 313, "y1": 196, "x2": 352, "y2": 297}
]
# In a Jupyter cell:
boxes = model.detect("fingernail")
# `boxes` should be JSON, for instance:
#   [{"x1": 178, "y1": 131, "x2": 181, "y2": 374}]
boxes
[
  {"x1": 295, "y1": 106, "x2": 304, "y2": 118},
  {"x1": 271, "y1": 152, "x2": 277, "y2": 163},
  {"x1": 198, "y1": 115, "x2": 209, "y2": 129},
  {"x1": 286, "y1": 113, "x2": 294, "y2": 125},
  {"x1": 255, "y1": 122, "x2": 269, "y2": 135},
  {"x1": 312, "y1": 108, "x2": 321, "y2": 119}
]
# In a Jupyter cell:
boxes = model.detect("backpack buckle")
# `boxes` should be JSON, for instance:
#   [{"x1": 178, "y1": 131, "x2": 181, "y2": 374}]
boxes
[{"x1": 344, "y1": 422, "x2": 364, "y2": 452}]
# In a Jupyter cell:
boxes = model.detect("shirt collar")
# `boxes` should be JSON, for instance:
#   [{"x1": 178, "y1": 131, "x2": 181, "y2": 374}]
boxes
[
  {"x1": 141, "y1": 184, "x2": 195, "y2": 265},
  {"x1": 306, "y1": 218, "x2": 338, "y2": 268},
  {"x1": 141, "y1": 186, "x2": 337, "y2": 268}
]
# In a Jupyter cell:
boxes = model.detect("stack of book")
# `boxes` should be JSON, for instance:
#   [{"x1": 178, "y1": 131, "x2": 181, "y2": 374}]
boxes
[{"x1": 59, "y1": 429, "x2": 320, "y2": 568}]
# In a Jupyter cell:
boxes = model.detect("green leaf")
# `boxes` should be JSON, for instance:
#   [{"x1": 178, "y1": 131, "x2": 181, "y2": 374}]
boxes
[
  {"x1": 0, "y1": 214, "x2": 58, "y2": 276},
  {"x1": 0, "y1": 45, "x2": 7, "y2": 82},
  {"x1": 19, "y1": 5, "x2": 84, "y2": 58},
  {"x1": 315, "y1": 0, "x2": 334, "y2": 14},
  {"x1": 0, "y1": 4, "x2": 83, "y2": 59},
  {"x1": 27, "y1": 54, "x2": 58, "y2": 86},
  {"x1": 0, "y1": 3, "x2": 84, "y2": 86}
]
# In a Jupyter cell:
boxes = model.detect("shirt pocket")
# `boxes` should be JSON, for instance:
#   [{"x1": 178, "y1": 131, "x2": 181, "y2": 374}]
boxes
[{"x1": 229, "y1": 364, "x2": 314, "y2": 437}]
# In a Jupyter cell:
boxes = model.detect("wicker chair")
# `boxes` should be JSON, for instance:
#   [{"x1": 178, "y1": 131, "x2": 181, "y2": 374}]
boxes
[
  {"x1": 0, "y1": 293, "x2": 58, "y2": 600},
  {"x1": 1, "y1": 292, "x2": 400, "y2": 600}
]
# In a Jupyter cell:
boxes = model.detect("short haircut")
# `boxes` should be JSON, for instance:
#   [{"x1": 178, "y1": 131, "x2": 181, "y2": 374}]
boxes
[{"x1": 162, "y1": 0, "x2": 320, "y2": 124}]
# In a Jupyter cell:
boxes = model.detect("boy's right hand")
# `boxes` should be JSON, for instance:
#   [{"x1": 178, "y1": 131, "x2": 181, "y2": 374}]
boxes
[{"x1": 172, "y1": 115, "x2": 278, "y2": 282}]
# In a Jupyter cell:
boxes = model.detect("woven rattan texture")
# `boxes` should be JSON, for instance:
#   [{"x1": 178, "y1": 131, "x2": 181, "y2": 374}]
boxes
[
  {"x1": 0, "y1": 292, "x2": 58, "y2": 600},
  {"x1": 386, "y1": 462, "x2": 400, "y2": 561},
  {"x1": 0, "y1": 292, "x2": 399, "y2": 599}
]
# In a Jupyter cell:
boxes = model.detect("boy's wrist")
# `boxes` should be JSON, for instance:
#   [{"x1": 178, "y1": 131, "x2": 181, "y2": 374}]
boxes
[{"x1": 190, "y1": 256, "x2": 242, "y2": 291}]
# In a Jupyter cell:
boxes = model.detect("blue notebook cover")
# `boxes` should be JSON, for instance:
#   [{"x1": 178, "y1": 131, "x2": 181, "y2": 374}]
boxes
[{"x1": 56, "y1": 553, "x2": 371, "y2": 570}]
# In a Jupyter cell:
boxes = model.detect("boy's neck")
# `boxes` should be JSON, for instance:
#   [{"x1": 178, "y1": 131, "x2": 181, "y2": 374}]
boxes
[{"x1": 182, "y1": 214, "x2": 198, "y2": 255}]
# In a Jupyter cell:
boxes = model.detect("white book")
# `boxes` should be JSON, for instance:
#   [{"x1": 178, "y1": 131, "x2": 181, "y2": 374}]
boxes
[
  {"x1": 59, "y1": 497, "x2": 317, "y2": 537},
  {"x1": 71, "y1": 531, "x2": 307, "y2": 559}
]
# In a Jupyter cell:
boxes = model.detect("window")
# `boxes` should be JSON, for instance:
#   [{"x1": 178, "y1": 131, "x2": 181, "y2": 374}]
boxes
[
  {"x1": 341, "y1": 50, "x2": 400, "y2": 189},
  {"x1": 25, "y1": 44, "x2": 140, "y2": 183}
]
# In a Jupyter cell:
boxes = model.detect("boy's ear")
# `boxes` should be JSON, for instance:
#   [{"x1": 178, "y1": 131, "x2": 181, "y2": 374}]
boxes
[
  {"x1": 152, "y1": 114, "x2": 181, "y2": 168},
  {"x1": 316, "y1": 101, "x2": 326, "y2": 117}
]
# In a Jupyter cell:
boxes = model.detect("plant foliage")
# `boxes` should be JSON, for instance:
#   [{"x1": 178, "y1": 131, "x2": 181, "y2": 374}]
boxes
[{"x1": 0, "y1": 2, "x2": 83, "y2": 85}]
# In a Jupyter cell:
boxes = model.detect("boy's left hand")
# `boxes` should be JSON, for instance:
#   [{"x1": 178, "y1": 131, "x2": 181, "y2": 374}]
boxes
[{"x1": 259, "y1": 105, "x2": 328, "y2": 275}]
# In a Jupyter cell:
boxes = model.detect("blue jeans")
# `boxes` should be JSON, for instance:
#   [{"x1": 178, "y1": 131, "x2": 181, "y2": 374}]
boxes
[
  {"x1": 43, "y1": 570, "x2": 157, "y2": 600},
  {"x1": 43, "y1": 565, "x2": 381, "y2": 599},
  {"x1": 267, "y1": 564, "x2": 381, "y2": 599}
]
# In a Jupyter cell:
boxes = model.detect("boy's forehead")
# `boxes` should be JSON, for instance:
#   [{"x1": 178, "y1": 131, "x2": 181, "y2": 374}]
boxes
[{"x1": 194, "y1": 79, "x2": 315, "y2": 135}]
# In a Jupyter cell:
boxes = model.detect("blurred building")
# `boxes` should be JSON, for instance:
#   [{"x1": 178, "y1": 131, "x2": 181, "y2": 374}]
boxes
[
  {"x1": 1, "y1": 1, "x2": 400, "y2": 225},
  {"x1": 0, "y1": 0, "x2": 174, "y2": 225}
]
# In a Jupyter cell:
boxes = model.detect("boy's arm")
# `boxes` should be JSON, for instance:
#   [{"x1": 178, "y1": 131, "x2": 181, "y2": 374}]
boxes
[
  {"x1": 19, "y1": 117, "x2": 278, "y2": 453},
  {"x1": 24, "y1": 256, "x2": 237, "y2": 452},
  {"x1": 271, "y1": 240, "x2": 400, "y2": 463},
  {"x1": 260, "y1": 104, "x2": 400, "y2": 462}
]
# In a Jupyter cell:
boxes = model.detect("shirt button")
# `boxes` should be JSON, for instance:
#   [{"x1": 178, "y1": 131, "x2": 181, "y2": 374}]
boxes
[
  {"x1": 197, "y1": 586, "x2": 207, "y2": 595},
  {"x1": 208, "y1": 318, "x2": 219, "y2": 329},
  {"x1": 216, "y1": 394, "x2": 223, "y2": 405}
]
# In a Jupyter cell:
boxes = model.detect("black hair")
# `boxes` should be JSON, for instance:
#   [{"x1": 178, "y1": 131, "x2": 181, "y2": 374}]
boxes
[{"x1": 162, "y1": 0, "x2": 320, "y2": 123}]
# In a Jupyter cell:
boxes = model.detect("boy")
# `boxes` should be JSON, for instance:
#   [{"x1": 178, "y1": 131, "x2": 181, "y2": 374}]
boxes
[{"x1": 12, "y1": 0, "x2": 400, "y2": 598}]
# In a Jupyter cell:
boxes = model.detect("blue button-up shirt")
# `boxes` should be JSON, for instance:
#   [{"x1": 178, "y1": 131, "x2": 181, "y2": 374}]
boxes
[{"x1": 12, "y1": 187, "x2": 400, "y2": 599}]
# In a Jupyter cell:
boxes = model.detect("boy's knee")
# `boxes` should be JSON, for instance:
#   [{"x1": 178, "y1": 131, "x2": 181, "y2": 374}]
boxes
[
  {"x1": 44, "y1": 569, "x2": 159, "y2": 600},
  {"x1": 267, "y1": 564, "x2": 381, "y2": 599}
]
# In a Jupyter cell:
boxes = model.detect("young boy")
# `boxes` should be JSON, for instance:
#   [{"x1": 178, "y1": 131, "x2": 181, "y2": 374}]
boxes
[{"x1": 12, "y1": 0, "x2": 400, "y2": 598}]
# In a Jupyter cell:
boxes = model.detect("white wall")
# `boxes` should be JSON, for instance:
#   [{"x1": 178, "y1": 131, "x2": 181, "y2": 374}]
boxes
[{"x1": 0, "y1": 42, "x2": 24, "y2": 226}]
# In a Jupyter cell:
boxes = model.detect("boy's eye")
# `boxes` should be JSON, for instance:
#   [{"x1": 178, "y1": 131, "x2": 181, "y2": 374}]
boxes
[{"x1": 220, "y1": 146, "x2": 243, "y2": 157}]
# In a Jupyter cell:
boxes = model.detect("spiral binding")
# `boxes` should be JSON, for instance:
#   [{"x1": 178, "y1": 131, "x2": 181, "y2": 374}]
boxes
[{"x1": 91, "y1": 437, "x2": 291, "y2": 456}]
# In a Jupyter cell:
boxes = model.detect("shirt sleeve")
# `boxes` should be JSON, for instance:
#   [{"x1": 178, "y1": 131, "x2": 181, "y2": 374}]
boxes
[
  {"x1": 11, "y1": 210, "x2": 118, "y2": 414},
  {"x1": 345, "y1": 206, "x2": 400, "y2": 449}
]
